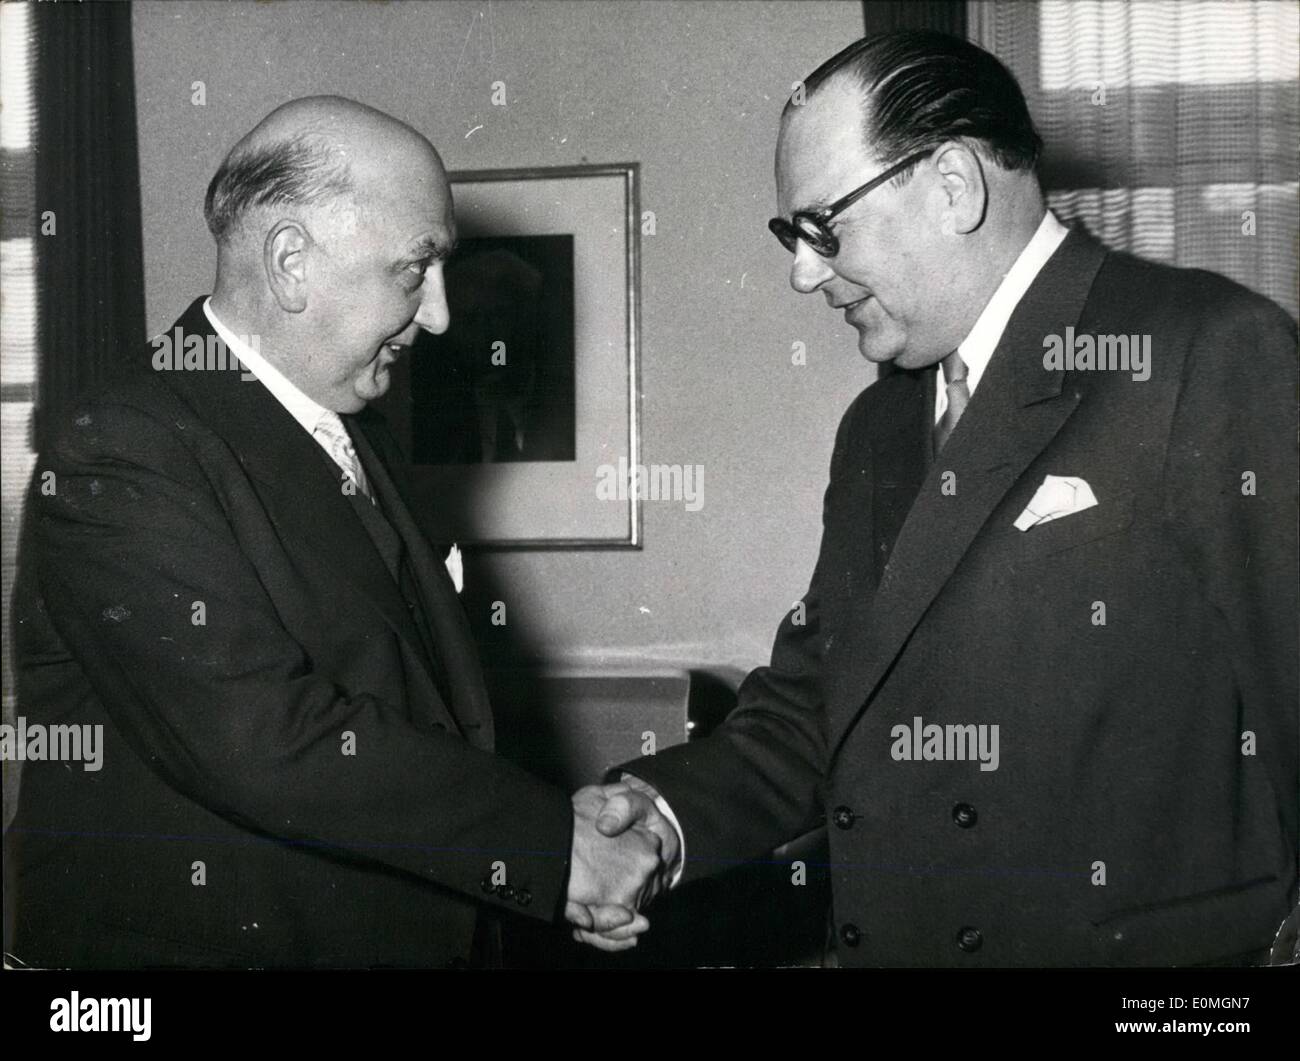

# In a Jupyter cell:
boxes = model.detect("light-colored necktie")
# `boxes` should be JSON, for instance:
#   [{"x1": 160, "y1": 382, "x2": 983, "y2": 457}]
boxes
[
  {"x1": 933, "y1": 351, "x2": 971, "y2": 455},
  {"x1": 313, "y1": 411, "x2": 373, "y2": 503}
]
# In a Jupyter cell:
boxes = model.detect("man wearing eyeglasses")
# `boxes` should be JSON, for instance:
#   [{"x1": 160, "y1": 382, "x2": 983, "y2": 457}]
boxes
[{"x1": 576, "y1": 30, "x2": 1298, "y2": 966}]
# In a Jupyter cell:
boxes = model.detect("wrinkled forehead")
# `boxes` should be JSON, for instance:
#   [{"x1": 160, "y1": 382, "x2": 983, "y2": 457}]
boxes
[{"x1": 775, "y1": 80, "x2": 879, "y2": 216}]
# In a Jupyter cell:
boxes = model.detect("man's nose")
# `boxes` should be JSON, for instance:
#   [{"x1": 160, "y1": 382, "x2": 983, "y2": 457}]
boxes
[
  {"x1": 789, "y1": 239, "x2": 835, "y2": 294},
  {"x1": 414, "y1": 264, "x2": 451, "y2": 335}
]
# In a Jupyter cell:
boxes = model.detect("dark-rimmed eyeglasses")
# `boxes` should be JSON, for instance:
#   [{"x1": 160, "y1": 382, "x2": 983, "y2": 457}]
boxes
[{"x1": 768, "y1": 149, "x2": 932, "y2": 258}]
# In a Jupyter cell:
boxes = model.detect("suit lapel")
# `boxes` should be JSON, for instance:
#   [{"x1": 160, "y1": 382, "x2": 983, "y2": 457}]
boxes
[
  {"x1": 825, "y1": 227, "x2": 1108, "y2": 763},
  {"x1": 349, "y1": 418, "x2": 495, "y2": 751}
]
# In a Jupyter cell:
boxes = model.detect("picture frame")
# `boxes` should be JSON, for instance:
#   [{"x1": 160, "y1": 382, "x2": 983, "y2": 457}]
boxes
[{"x1": 378, "y1": 163, "x2": 642, "y2": 549}]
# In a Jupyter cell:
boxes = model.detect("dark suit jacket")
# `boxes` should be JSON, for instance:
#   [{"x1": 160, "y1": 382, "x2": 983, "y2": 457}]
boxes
[
  {"x1": 625, "y1": 227, "x2": 1299, "y2": 966},
  {"x1": 7, "y1": 297, "x2": 573, "y2": 968}
]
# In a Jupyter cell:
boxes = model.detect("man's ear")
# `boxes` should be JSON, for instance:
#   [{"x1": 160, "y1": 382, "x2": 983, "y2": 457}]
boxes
[
  {"x1": 264, "y1": 220, "x2": 312, "y2": 313},
  {"x1": 934, "y1": 142, "x2": 987, "y2": 236}
]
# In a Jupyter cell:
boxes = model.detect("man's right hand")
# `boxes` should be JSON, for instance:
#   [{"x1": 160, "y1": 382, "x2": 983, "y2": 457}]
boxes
[{"x1": 565, "y1": 781, "x2": 681, "y2": 952}]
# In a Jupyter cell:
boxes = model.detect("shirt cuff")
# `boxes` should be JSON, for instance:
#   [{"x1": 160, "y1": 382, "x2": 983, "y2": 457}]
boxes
[
  {"x1": 652, "y1": 793, "x2": 686, "y2": 889},
  {"x1": 619, "y1": 773, "x2": 686, "y2": 889}
]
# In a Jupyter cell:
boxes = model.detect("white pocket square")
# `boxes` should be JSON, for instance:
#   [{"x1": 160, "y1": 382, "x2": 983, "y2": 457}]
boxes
[
  {"x1": 444, "y1": 543, "x2": 464, "y2": 593},
  {"x1": 1013, "y1": 475, "x2": 1098, "y2": 531}
]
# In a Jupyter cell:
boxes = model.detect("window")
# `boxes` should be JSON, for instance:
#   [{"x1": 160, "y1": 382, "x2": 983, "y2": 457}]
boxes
[
  {"x1": 971, "y1": 0, "x2": 1299, "y2": 318},
  {"x1": 1, "y1": 0, "x2": 40, "y2": 794}
]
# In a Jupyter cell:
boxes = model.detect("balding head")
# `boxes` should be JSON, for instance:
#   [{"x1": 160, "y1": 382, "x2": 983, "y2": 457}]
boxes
[
  {"x1": 205, "y1": 95, "x2": 442, "y2": 247},
  {"x1": 207, "y1": 96, "x2": 455, "y2": 413}
]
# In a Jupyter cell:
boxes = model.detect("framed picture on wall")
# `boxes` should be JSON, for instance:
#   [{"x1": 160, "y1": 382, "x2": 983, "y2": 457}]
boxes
[{"x1": 377, "y1": 163, "x2": 642, "y2": 549}]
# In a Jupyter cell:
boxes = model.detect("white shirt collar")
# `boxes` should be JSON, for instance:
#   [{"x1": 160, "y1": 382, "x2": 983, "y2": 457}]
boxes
[
  {"x1": 203, "y1": 297, "x2": 332, "y2": 436},
  {"x1": 938, "y1": 210, "x2": 1070, "y2": 414}
]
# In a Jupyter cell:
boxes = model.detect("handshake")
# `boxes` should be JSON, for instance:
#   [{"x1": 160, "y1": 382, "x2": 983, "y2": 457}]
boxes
[{"x1": 565, "y1": 775, "x2": 681, "y2": 951}]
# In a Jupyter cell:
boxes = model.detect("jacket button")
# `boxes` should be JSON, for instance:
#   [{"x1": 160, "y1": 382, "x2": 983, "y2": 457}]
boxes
[
  {"x1": 952, "y1": 803, "x2": 978, "y2": 828},
  {"x1": 839, "y1": 923, "x2": 862, "y2": 947},
  {"x1": 832, "y1": 806, "x2": 856, "y2": 830},
  {"x1": 517, "y1": 889, "x2": 532, "y2": 906},
  {"x1": 480, "y1": 877, "x2": 495, "y2": 893},
  {"x1": 956, "y1": 926, "x2": 983, "y2": 952}
]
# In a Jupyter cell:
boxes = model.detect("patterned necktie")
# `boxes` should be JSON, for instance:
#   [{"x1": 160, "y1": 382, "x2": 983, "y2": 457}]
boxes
[
  {"x1": 932, "y1": 351, "x2": 971, "y2": 455},
  {"x1": 313, "y1": 411, "x2": 373, "y2": 503}
]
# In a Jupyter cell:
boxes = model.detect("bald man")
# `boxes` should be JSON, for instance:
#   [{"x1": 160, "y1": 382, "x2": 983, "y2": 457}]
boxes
[{"x1": 7, "y1": 97, "x2": 668, "y2": 969}]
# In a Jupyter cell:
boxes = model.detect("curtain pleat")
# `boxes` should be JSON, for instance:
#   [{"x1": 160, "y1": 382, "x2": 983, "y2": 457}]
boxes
[{"x1": 33, "y1": 0, "x2": 147, "y2": 451}]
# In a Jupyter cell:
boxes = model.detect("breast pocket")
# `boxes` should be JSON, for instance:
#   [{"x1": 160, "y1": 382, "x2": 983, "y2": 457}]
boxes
[{"x1": 1007, "y1": 492, "x2": 1137, "y2": 565}]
